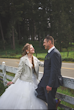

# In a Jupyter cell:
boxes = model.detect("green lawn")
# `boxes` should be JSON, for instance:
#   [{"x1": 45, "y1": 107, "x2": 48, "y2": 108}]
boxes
[
  {"x1": 61, "y1": 51, "x2": 74, "y2": 59},
  {"x1": 0, "y1": 51, "x2": 74, "y2": 61},
  {"x1": 57, "y1": 86, "x2": 74, "y2": 109}
]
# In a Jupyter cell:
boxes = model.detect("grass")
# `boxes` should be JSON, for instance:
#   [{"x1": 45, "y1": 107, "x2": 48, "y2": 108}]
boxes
[
  {"x1": 0, "y1": 40, "x2": 74, "y2": 62},
  {"x1": 0, "y1": 81, "x2": 7, "y2": 96},
  {"x1": 61, "y1": 51, "x2": 74, "y2": 59},
  {"x1": 6, "y1": 72, "x2": 15, "y2": 77},
  {"x1": 0, "y1": 51, "x2": 74, "y2": 61},
  {"x1": 57, "y1": 86, "x2": 74, "y2": 109},
  {"x1": 57, "y1": 86, "x2": 74, "y2": 97}
]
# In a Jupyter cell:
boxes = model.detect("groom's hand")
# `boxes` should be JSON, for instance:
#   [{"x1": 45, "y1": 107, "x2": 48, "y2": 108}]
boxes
[{"x1": 46, "y1": 86, "x2": 52, "y2": 93}]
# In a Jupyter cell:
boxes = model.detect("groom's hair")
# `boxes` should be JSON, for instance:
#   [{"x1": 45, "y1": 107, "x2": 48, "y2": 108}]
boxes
[{"x1": 45, "y1": 35, "x2": 54, "y2": 45}]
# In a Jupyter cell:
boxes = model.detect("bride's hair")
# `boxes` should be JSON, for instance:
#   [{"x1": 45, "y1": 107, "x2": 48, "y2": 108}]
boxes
[
  {"x1": 22, "y1": 43, "x2": 30, "y2": 56},
  {"x1": 32, "y1": 56, "x2": 34, "y2": 68},
  {"x1": 22, "y1": 43, "x2": 34, "y2": 68}
]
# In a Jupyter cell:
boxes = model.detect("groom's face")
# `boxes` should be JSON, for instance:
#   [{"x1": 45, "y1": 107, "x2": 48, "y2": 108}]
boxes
[{"x1": 43, "y1": 39, "x2": 50, "y2": 50}]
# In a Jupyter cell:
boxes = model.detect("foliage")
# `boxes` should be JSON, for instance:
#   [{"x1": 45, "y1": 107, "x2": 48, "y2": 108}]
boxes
[{"x1": 0, "y1": 0, "x2": 74, "y2": 51}]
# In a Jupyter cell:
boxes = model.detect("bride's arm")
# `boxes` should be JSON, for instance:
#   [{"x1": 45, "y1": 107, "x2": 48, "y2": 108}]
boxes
[
  {"x1": 38, "y1": 59, "x2": 44, "y2": 67},
  {"x1": 12, "y1": 58, "x2": 23, "y2": 83},
  {"x1": 7, "y1": 58, "x2": 23, "y2": 85}
]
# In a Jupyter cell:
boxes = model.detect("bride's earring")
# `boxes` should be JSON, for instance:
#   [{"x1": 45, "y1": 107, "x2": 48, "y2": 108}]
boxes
[{"x1": 27, "y1": 51, "x2": 29, "y2": 53}]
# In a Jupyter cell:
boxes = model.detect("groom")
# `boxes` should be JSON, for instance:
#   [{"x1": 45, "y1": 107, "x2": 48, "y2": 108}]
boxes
[{"x1": 36, "y1": 35, "x2": 63, "y2": 109}]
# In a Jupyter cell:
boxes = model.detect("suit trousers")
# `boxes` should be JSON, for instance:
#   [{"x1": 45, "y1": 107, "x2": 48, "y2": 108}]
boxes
[{"x1": 36, "y1": 85, "x2": 57, "y2": 109}]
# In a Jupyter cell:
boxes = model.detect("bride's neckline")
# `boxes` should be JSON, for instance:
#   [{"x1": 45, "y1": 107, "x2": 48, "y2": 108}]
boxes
[
  {"x1": 27, "y1": 55, "x2": 33, "y2": 64},
  {"x1": 27, "y1": 54, "x2": 32, "y2": 58}
]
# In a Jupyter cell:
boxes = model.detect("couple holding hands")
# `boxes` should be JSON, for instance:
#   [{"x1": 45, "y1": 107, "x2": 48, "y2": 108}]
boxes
[{"x1": 0, "y1": 35, "x2": 63, "y2": 109}]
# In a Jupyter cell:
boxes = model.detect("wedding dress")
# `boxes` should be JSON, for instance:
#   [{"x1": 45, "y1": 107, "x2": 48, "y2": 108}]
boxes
[{"x1": 0, "y1": 69, "x2": 47, "y2": 109}]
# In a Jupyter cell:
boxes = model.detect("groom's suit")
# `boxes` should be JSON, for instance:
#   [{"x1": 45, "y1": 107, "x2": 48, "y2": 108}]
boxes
[{"x1": 36, "y1": 47, "x2": 63, "y2": 109}]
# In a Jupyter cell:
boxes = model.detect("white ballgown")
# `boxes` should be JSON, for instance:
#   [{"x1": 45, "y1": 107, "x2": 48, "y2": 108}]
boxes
[{"x1": 0, "y1": 69, "x2": 47, "y2": 109}]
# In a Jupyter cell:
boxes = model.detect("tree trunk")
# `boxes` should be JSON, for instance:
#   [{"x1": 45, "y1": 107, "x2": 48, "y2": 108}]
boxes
[
  {"x1": 33, "y1": 20, "x2": 36, "y2": 40},
  {"x1": 18, "y1": 24, "x2": 21, "y2": 44},
  {"x1": 31, "y1": 20, "x2": 34, "y2": 41},
  {"x1": 0, "y1": 19, "x2": 5, "y2": 50},
  {"x1": 66, "y1": 48, "x2": 69, "y2": 57},
  {"x1": 38, "y1": 32, "x2": 41, "y2": 47},
  {"x1": 12, "y1": 27, "x2": 15, "y2": 50},
  {"x1": 59, "y1": 42, "x2": 62, "y2": 52},
  {"x1": 10, "y1": 36, "x2": 13, "y2": 49}
]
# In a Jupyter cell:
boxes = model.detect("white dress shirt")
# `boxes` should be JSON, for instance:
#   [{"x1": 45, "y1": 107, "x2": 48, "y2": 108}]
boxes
[{"x1": 48, "y1": 46, "x2": 55, "y2": 53}]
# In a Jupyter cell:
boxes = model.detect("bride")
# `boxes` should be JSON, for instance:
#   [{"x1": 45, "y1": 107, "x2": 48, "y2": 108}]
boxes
[{"x1": 0, "y1": 43, "x2": 47, "y2": 109}]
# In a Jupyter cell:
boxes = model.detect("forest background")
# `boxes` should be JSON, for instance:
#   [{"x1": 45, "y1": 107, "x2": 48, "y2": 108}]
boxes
[{"x1": 0, "y1": 0, "x2": 74, "y2": 61}]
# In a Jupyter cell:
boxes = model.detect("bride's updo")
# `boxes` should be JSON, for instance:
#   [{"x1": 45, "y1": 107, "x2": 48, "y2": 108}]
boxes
[{"x1": 22, "y1": 43, "x2": 30, "y2": 56}]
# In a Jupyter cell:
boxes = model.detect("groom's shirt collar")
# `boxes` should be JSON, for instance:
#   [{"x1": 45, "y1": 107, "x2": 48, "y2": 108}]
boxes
[{"x1": 48, "y1": 46, "x2": 55, "y2": 53}]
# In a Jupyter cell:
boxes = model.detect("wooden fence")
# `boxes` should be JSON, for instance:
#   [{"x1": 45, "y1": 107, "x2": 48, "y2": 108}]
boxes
[{"x1": 0, "y1": 62, "x2": 74, "y2": 110}]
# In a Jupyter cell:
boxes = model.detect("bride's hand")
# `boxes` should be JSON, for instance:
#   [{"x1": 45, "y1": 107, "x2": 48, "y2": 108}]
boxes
[{"x1": 7, "y1": 82, "x2": 14, "y2": 86}]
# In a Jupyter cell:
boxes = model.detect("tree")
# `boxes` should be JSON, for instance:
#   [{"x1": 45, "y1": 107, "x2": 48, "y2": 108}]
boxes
[{"x1": 51, "y1": 0, "x2": 73, "y2": 51}]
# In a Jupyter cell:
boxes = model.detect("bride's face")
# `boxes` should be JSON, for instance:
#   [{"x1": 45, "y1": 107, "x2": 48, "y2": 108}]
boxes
[{"x1": 29, "y1": 45, "x2": 35, "y2": 54}]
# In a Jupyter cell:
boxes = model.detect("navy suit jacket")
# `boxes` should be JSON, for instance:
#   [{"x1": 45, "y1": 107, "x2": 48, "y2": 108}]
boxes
[{"x1": 39, "y1": 48, "x2": 63, "y2": 88}]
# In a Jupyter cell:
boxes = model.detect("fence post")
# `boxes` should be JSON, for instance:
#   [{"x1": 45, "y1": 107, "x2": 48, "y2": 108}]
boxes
[{"x1": 2, "y1": 62, "x2": 7, "y2": 86}]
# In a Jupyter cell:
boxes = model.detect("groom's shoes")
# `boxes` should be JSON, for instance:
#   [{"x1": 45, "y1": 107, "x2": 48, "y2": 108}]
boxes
[{"x1": 56, "y1": 99, "x2": 61, "y2": 109}]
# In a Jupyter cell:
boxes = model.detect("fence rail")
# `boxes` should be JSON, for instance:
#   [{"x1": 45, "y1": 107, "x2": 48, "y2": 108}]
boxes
[{"x1": 0, "y1": 62, "x2": 74, "y2": 110}]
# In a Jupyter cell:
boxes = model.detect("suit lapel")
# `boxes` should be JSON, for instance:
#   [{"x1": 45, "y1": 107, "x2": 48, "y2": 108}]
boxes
[
  {"x1": 44, "y1": 53, "x2": 50, "y2": 61},
  {"x1": 44, "y1": 49, "x2": 54, "y2": 64},
  {"x1": 45, "y1": 48, "x2": 55, "y2": 60}
]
